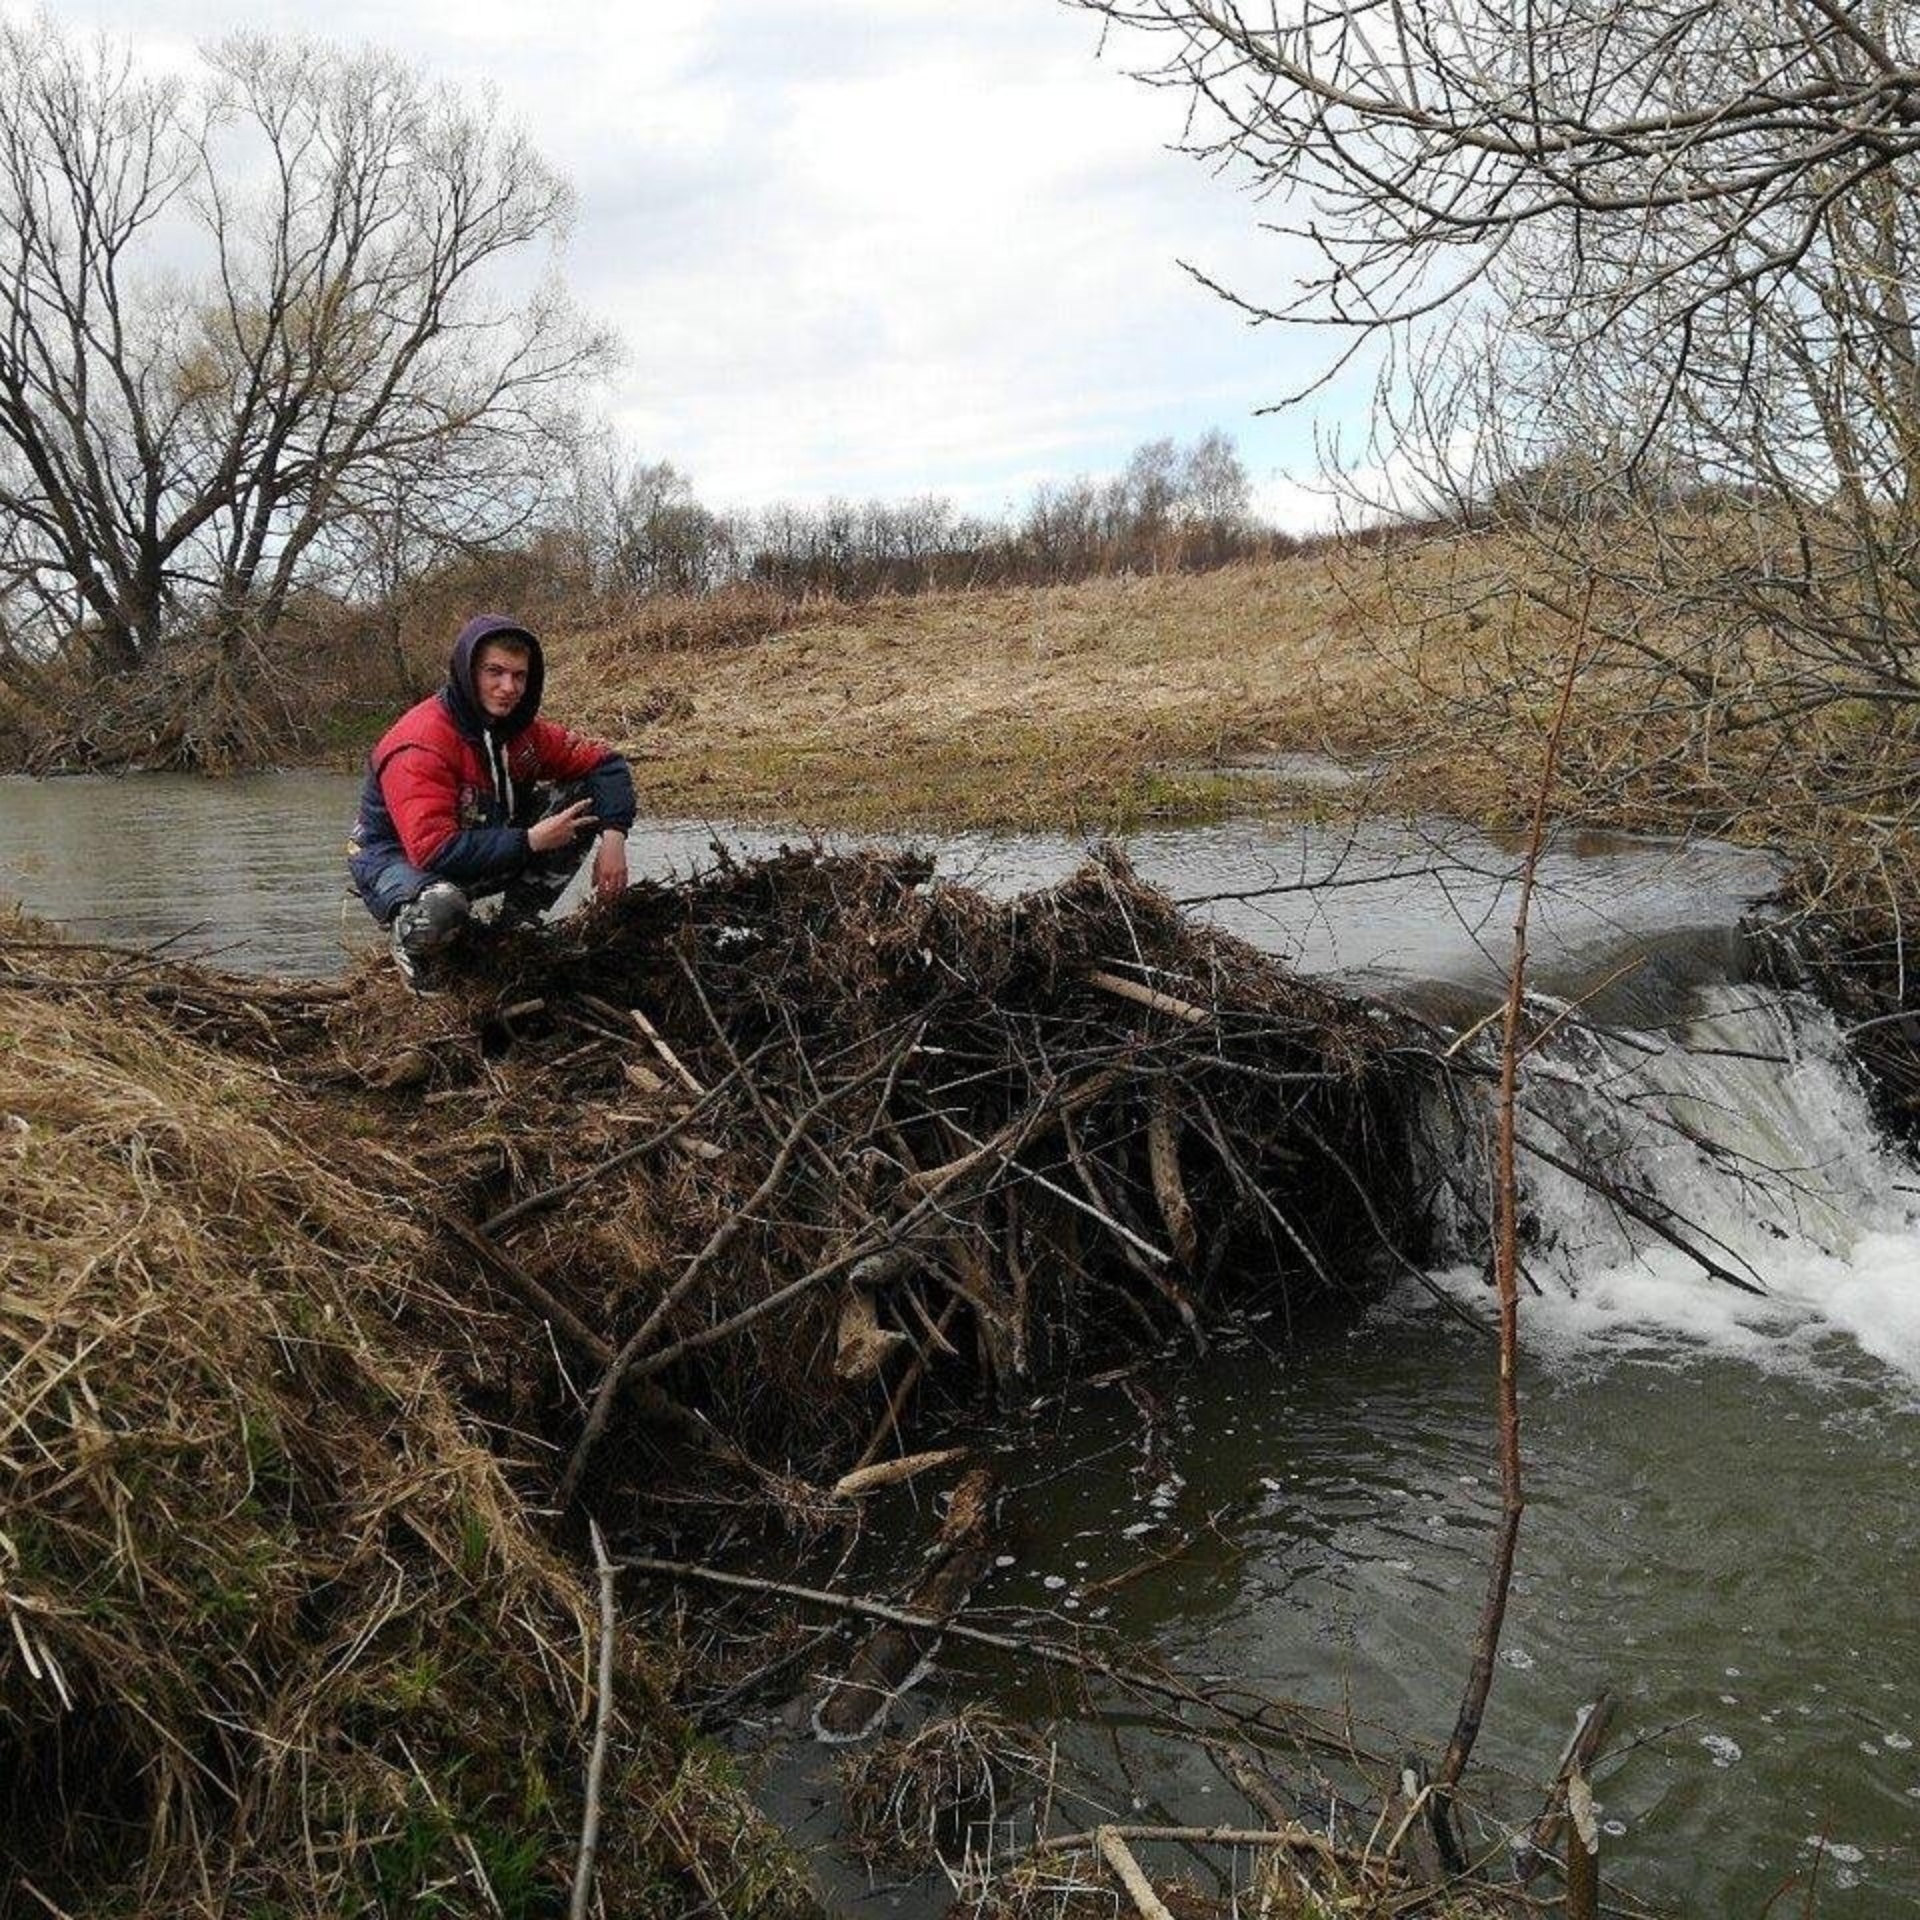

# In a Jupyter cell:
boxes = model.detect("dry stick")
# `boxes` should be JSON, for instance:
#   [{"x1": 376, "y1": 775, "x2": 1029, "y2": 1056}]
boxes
[
  {"x1": 830, "y1": 1446, "x2": 969, "y2": 1499},
  {"x1": 619, "y1": 1136, "x2": 1036, "y2": 1392},
  {"x1": 581, "y1": 1069, "x2": 1126, "y2": 1479},
  {"x1": 1004, "y1": 1187, "x2": 1033, "y2": 1377},
  {"x1": 1171, "y1": 863, "x2": 1480, "y2": 907},
  {"x1": 1094, "y1": 1827, "x2": 1179, "y2": 1920},
  {"x1": 1220, "y1": 1746, "x2": 1293, "y2": 1830},
  {"x1": 1516, "y1": 1133, "x2": 1768, "y2": 1296},
  {"x1": 905, "y1": 1065, "x2": 1128, "y2": 1194},
  {"x1": 617, "y1": 1555, "x2": 1352, "y2": 1756},
  {"x1": 1085, "y1": 969, "x2": 1212, "y2": 1026},
  {"x1": 443, "y1": 1212, "x2": 615, "y2": 1368},
  {"x1": 1146, "y1": 1084, "x2": 1200, "y2": 1273},
  {"x1": 898, "y1": 1277, "x2": 961, "y2": 1358},
  {"x1": 1564, "y1": 1772, "x2": 1601, "y2": 1920},
  {"x1": 851, "y1": 1294, "x2": 964, "y2": 1472},
  {"x1": 629, "y1": 1004, "x2": 706, "y2": 1096},
  {"x1": 1047, "y1": 1823, "x2": 1381, "y2": 1875},
  {"x1": 1286, "y1": 1113, "x2": 1490, "y2": 1336},
  {"x1": 1518, "y1": 1689, "x2": 1618, "y2": 1886},
  {"x1": 569, "y1": 1521, "x2": 618, "y2": 1920},
  {"x1": 671, "y1": 950, "x2": 841, "y2": 1189},
  {"x1": 476, "y1": 1054, "x2": 756, "y2": 1237},
  {"x1": 1062, "y1": 1110, "x2": 1205, "y2": 1352},
  {"x1": 1193, "y1": 1098, "x2": 1343, "y2": 1303},
  {"x1": 445, "y1": 1213, "x2": 738, "y2": 1455},
  {"x1": 936, "y1": 1106, "x2": 1171, "y2": 1267},
  {"x1": 1436, "y1": 587, "x2": 1593, "y2": 1803}
]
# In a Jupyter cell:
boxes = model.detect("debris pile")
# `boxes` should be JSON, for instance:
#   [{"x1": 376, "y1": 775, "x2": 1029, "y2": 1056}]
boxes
[
  {"x1": 0, "y1": 848, "x2": 1449, "y2": 1916},
  {"x1": 331, "y1": 845, "x2": 1424, "y2": 1497}
]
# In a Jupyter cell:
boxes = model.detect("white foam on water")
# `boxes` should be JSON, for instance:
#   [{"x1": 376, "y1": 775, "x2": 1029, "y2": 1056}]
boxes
[{"x1": 1417, "y1": 984, "x2": 1920, "y2": 1386}]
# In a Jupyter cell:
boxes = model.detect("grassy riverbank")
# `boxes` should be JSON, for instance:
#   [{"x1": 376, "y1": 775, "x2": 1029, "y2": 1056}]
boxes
[
  {"x1": 402, "y1": 536, "x2": 1920, "y2": 920},
  {"x1": 519, "y1": 538, "x2": 1920, "y2": 1021},
  {"x1": 12, "y1": 529, "x2": 1918, "y2": 1036},
  {"x1": 0, "y1": 930, "x2": 819, "y2": 1920},
  {"x1": 541, "y1": 557, "x2": 1392, "y2": 831}
]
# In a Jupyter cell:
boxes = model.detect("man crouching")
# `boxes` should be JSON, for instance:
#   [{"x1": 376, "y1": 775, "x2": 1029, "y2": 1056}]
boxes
[{"x1": 347, "y1": 613, "x2": 635, "y2": 988}]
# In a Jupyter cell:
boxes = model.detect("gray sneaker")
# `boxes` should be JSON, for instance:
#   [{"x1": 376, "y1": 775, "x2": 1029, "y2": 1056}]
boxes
[
  {"x1": 389, "y1": 881, "x2": 470, "y2": 994},
  {"x1": 389, "y1": 919, "x2": 440, "y2": 995}
]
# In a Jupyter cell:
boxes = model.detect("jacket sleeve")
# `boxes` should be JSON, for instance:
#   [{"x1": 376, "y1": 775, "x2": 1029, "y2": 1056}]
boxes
[
  {"x1": 378, "y1": 744, "x2": 529, "y2": 884},
  {"x1": 525, "y1": 719, "x2": 637, "y2": 833}
]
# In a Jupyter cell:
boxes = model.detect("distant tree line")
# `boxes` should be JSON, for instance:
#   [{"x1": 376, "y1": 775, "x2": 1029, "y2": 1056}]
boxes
[{"x1": 563, "y1": 427, "x2": 1288, "y2": 606}]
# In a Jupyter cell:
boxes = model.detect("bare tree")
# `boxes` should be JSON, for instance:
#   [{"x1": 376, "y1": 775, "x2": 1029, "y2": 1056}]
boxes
[
  {"x1": 1076, "y1": 0, "x2": 1920, "y2": 862},
  {"x1": 1077, "y1": 0, "x2": 1920, "y2": 389},
  {"x1": 1123, "y1": 435, "x2": 1182, "y2": 539},
  {"x1": 1179, "y1": 427, "x2": 1251, "y2": 539},
  {"x1": 0, "y1": 24, "x2": 608, "y2": 683}
]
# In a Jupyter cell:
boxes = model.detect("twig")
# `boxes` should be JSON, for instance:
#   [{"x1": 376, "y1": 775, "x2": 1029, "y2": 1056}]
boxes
[
  {"x1": 630, "y1": 1005, "x2": 707, "y2": 1096},
  {"x1": 1046, "y1": 1822, "x2": 1383, "y2": 1875},
  {"x1": 560, "y1": 1046, "x2": 902, "y2": 1501},
  {"x1": 605, "y1": 1067, "x2": 1127, "y2": 1414},
  {"x1": 569, "y1": 1521, "x2": 618, "y2": 1920},
  {"x1": 905, "y1": 1066, "x2": 1127, "y2": 1194},
  {"x1": 1437, "y1": 584, "x2": 1591, "y2": 1798},
  {"x1": 476, "y1": 1052, "x2": 758, "y2": 1236},
  {"x1": 1085, "y1": 969, "x2": 1211, "y2": 1026},
  {"x1": 617, "y1": 1556, "x2": 1341, "y2": 1748},
  {"x1": 442, "y1": 1212, "x2": 729, "y2": 1451},
  {"x1": 441, "y1": 1213, "x2": 614, "y2": 1368},
  {"x1": 1515, "y1": 1135, "x2": 1768, "y2": 1296},
  {"x1": 851, "y1": 1294, "x2": 963, "y2": 1471},
  {"x1": 1094, "y1": 1826, "x2": 1179, "y2": 1920},
  {"x1": 1081, "y1": 1522, "x2": 1211, "y2": 1598}
]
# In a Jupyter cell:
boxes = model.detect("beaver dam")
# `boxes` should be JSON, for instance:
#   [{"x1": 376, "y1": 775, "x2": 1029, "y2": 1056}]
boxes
[{"x1": 6, "y1": 843, "x2": 1918, "y2": 1916}]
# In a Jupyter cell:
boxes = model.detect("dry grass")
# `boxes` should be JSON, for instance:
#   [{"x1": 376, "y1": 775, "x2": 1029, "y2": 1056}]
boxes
[
  {"x1": 544, "y1": 556, "x2": 1399, "y2": 830},
  {"x1": 839, "y1": 1709, "x2": 1050, "y2": 1873},
  {"x1": 0, "y1": 931, "x2": 817, "y2": 1919}
]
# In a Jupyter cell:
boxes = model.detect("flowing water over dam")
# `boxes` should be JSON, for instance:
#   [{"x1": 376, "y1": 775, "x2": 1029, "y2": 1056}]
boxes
[{"x1": 4, "y1": 771, "x2": 1917, "y2": 1911}]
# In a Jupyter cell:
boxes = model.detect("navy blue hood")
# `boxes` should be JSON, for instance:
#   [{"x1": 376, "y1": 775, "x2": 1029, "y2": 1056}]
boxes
[{"x1": 444, "y1": 614, "x2": 545, "y2": 739}]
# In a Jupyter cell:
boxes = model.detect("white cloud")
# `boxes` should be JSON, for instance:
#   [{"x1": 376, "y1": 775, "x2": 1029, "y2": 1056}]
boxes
[{"x1": 36, "y1": 0, "x2": 1363, "y2": 527}]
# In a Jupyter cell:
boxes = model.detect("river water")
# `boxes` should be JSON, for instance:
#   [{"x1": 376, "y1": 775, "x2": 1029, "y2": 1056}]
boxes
[{"x1": 3, "y1": 772, "x2": 1916, "y2": 1913}]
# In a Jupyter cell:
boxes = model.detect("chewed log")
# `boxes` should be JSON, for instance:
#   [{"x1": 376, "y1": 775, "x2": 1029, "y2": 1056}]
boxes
[
  {"x1": 1147, "y1": 1084, "x2": 1200, "y2": 1273},
  {"x1": 831, "y1": 1447, "x2": 969, "y2": 1499},
  {"x1": 835, "y1": 1286, "x2": 909, "y2": 1382},
  {"x1": 813, "y1": 1466, "x2": 995, "y2": 1741}
]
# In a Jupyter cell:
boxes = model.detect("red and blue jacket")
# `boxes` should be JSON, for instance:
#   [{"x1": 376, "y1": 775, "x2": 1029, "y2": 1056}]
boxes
[{"x1": 348, "y1": 614, "x2": 635, "y2": 904}]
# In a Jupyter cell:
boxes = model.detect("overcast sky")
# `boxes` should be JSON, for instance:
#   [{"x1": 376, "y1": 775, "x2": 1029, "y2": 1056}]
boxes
[{"x1": 41, "y1": 0, "x2": 1366, "y2": 526}]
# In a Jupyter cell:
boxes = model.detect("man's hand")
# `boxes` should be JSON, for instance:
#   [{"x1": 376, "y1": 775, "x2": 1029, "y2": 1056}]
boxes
[
  {"x1": 527, "y1": 798, "x2": 597, "y2": 854},
  {"x1": 591, "y1": 828, "x2": 629, "y2": 900}
]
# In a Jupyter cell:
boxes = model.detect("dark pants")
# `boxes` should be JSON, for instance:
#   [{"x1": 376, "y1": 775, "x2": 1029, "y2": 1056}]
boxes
[
  {"x1": 357, "y1": 844, "x2": 585, "y2": 927},
  {"x1": 357, "y1": 783, "x2": 596, "y2": 960}
]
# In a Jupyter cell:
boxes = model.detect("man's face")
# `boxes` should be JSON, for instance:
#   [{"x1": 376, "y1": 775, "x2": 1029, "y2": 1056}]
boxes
[{"x1": 473, "y1": 641, "x2": 530, "y2": 721}]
